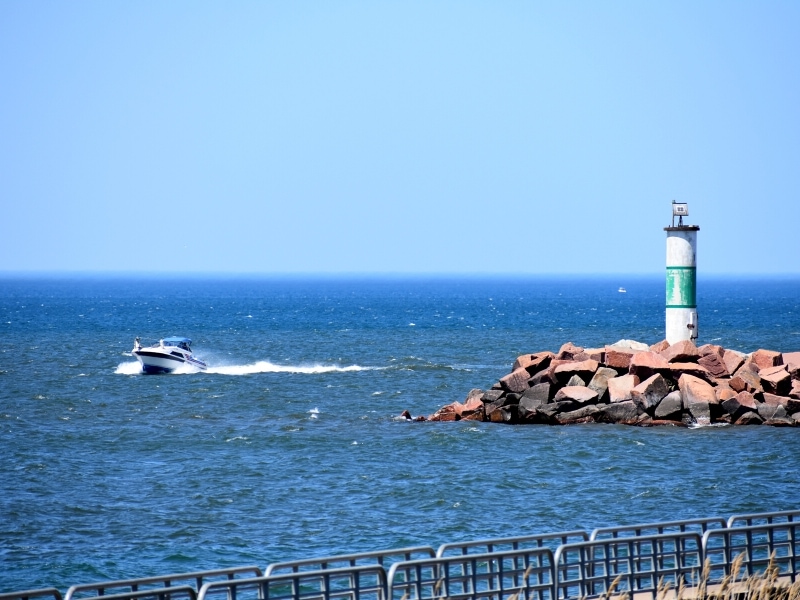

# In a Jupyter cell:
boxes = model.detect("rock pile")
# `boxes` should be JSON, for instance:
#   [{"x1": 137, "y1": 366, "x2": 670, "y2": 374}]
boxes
[{"x1": 410, "y1": 340, "x2": 800, "y2": 427}]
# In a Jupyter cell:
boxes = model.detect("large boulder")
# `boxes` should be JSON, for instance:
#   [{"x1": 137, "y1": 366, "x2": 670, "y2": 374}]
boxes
[
  {"x1": 608, "y1": 374, "x2": 639, "y2": 403},
  {"x1": 661, "y1": 340, "x2": 700, "y2": 363},
  {"x1": 556, "y1": 405, "x2": 600, "y2": 424},
  {"x1": 499, "y1": 367, "x2": 531, "y2": 394},
  {"x1": 783, "y1": 351, "x2": 800, "y2": 379},
  {"x1": 556, "y1": 342, "x2": 584, "y2": 360},
  {"x1": 628, "y1": 351, "x2": 670, "y2": 380},
  {"x1": 554, "y1": 359, "x2": 599, "y2": 385},
  {"x1": 631, "y1": 374, "x2": 670, "y2": 413},
  {"x1": 604, "y1": 346, "x2": 639, "y2": 370},
  {"x1": 596, "y1": 400, "x2": 641, "y2": 424},
  {"x1": 698, "y1": 353, "x2": 730, "y2": 379},
  {"x1": 553, "y1": 386, "x2": 599, "y2": 405},
  {"x1": 729, "y1": 367, "x2": 764, "y2": 394},
  {"x1": 721, "y1": 391, "x2": 757, "y2": 421},
  {"x1": 759, "y1": 365, "x2": 792, "y2": 396},
  {"x1": 512, "y1": 352, "x2": 553, "y2": 374},
  {"x1": 679, "y1": 374, "x2": 717, "y2": 425},
  {"x1": 519, "y1": 383, "x2": 552, "y2": 410},
  {"x1": 588, "y1": 367, "x2": 618, "y2": 402},
  {"x1": 761, "y1": 392, "x2": 800, "y2": 415},
  {"x1": 722, "y1": 349, "x2": 746, "y2": 376},
  {"x1": 668, "y1": 362, "x2": 713, "y2": 384},
  {"x1": 750, "y1": 349, "x2": 783, "y2": 370},
  {"x1": 654, "y1": 390, "x2": 683, "y2": 420}
]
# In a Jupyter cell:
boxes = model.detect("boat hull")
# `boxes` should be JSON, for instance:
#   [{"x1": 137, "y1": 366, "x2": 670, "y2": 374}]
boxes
[{"x1": 133, "y1": 350, "x2": 207, "y2": 374}]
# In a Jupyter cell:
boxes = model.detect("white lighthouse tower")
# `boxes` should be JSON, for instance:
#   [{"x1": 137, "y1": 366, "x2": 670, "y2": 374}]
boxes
[{"x1": 664, "y1": 201, "x2": 699, "y2": 344}]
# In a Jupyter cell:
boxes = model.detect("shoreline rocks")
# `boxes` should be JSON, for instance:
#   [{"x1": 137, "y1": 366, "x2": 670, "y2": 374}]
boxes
[{"x1": 408, "y1": 340, "x2": 800, "y2": 427}]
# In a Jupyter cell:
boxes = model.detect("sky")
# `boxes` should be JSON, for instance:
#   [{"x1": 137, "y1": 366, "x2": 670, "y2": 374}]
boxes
[{"x1": 1, "y1": 1, "x2": 799, "y2": 276}]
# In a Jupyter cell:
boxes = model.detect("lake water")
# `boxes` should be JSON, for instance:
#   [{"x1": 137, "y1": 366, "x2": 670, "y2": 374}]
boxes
[{"x1": 2, "y1": 275, "x2": 799, "y2": 592}]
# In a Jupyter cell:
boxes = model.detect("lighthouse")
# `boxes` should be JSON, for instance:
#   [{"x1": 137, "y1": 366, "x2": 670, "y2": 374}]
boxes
[{"x1": 664, "y1": 201, "x2": 699, "y2": 345}]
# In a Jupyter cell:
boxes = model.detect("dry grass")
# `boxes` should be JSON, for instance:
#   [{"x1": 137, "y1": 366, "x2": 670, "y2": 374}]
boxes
[{"x1": 599, "y1": 553, "x2": 800, "y2": 600}]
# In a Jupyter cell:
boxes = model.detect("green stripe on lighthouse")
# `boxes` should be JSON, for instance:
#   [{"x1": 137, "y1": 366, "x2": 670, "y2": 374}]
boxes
[{"x1": 666, "y1": 266, "x2": 696, "y2": 308}]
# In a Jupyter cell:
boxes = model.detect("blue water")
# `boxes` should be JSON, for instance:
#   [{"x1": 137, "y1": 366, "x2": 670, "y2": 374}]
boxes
[{"x1": 2, "y1": 275, "x2": 799, "y2": 592}]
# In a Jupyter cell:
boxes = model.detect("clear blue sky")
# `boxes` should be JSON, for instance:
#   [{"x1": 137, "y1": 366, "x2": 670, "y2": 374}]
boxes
[{"x1": 2, "y1": 2, "x2": 798, "y2": 275}]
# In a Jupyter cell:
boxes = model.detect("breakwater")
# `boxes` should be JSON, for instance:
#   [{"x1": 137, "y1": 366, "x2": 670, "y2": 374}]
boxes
[{"x1": 415, "y1": 340, "x2": 800, "y2": 426}]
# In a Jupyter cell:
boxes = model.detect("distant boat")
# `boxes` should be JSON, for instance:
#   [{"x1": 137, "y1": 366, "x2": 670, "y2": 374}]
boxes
[
  {"x1": 618, "y1": 287, "x2": 627, "y2": 293},
  {"x1": 132, "y1": 336, "x2": 207, "y2": 374}
]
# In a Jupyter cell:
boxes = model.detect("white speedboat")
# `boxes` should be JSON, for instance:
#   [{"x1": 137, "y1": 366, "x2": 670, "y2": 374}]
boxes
[{"x1": 132, "y1": 337, "x2": 207, "y2": 374}]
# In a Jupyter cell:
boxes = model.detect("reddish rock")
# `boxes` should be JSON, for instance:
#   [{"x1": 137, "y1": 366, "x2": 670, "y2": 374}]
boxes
[
  {"x1": 729, "y1": 367, "x2": 764, "y2": 394},
  {"x1": 679, "y1": 374, "x2": 717, "y2": 425},
  {"x1": 661, "y1": 340, "x2": 700, "y2": 363},
  {"x1": 698, "y1": 344, "x2": 725, "y2": 358},
  {"x1": 628, "y1": 351, "x2": 670, "y2": 380},
  {"x1": 513, "y1": 352, "x2": 553, "y2": 375},
  {"x1": 668, "y1": 362, "x2": 713, "y2": 383},
  {"x1": 735, "y1": 412, "x2": 764, "y2": 425},
  {"x1": 761, "y1": 393, "x2": 800, "y2": 414},
  {"x1": 649, "y1": 339, "x2": 670, "y2": 353},
  {"x1": 554, "y1": 359, "x2": 599, "y2": 384},
  {"x1": 556, "y1": 342, "x2": 584, "y2": 361},
  {"x1": 631, "y1": 374, "x2": 670, "y2": 412},
  {"x1": 715, "y1": 387, "x2": 738, "y2": 403},
  {"x1": 722, "y1": 350, "x2": 746, "y2": 377},
  {"x1": 553, "y1": 386, "x2": 599, "y2": 405},
  {"x1": 605, "y1": 346, "x2": 638, "y2": 370},
  {"x1": 750, "y1": 349, "x2": 783, "y2": 370},
  {"x1": 736, "y1": 391, "x2": 759, "y2": 411},
  {"x1": 588, "y1": 367, "x2": 618, "y2": 402},
  {"x1": 759, "y1": 365, "x2": 791, "y2": 396},
  {"x1": 764, "y1": 417, "x2": 797, "y2": 427},
  {"x1": 782, "y1": 351, "x2": 800, "y2": 379},
  {"x1": 791, "y1": 380, "x2": 800, "y2": 400},
  {"x1": 428, "y1": 403, "x2": 458, "y2": 421},
  {"x1": 499, "y1": 367, "x2": 531, "y2": 394},
  {"x1": 584, "y1": 348, "x2": 605, "y2": 362},
  {"x1": 698, "y1": 353, "x2": 730, "y2": 379},
  {"x1": 608, "y1": 374, "x2": 639, "y2": 403}
]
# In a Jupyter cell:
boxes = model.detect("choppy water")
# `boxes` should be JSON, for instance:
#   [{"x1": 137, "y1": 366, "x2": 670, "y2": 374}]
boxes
[{"x1": 2, "y1": 275, "x2": 799, "y2": 592}]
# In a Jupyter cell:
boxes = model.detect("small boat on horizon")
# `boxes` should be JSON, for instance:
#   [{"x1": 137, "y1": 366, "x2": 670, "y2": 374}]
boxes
[
  {"x1": 618, "y1": 287, "x2": 627, "y2": 293},
  {"x1": 132, "y1": 337, "x2": 207, "y2": 374}
]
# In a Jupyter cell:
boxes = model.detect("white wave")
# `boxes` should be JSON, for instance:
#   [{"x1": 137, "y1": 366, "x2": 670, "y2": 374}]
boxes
[
  {"x1": 115, "y1": 361, "x2": 142, "y2": 375},
  {"x1": 206, "y1": 361, "x2": 382, "y2": 375},
  {"x1": 115, "y1": 360, "x2": 381, "y2": 376}
]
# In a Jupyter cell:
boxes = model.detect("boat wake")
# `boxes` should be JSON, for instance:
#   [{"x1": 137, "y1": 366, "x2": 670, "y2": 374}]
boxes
[
  {"x1": 115, "y1": 361, "x2": 383, "y2": 376},
  {"x1": 206, "y1": 362, "x2": 383, "y2": 375}
]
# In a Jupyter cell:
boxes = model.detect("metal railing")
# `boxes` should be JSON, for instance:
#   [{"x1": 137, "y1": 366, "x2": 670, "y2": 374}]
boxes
[
  {"x1": 63, "y1": 567, "x2": 263, "y2": 600},
  {"x1": 263, "y1": 547, "x2": 436, "y2": 577},
  {"x1": 553, "y1": 532, "x2": 704, "y2": 600},
  {"x1": 727, "y1": 510, "x2": 800, "y2": 529},
  {"x1": 589, "y1": 517, "x2": 727, "y2": 541},
  {"x1": 6, "y1": 511, "x2": 800, "y2": 600},
  {"x1": 703, "y1": 522, "x2": 800, "y2": 583},
  {"x1": 0, "y1": 589, "x2": 64, "y2": 600},
  {"x1": 437, "y1": 531, "x2": 588, "y2": 558},
  {"x1": 387, "y1": 547, "x2": 555, "y2": 600},
  {"x1": 197, "y1": 566, "x2": 387, "y2": 600}
]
